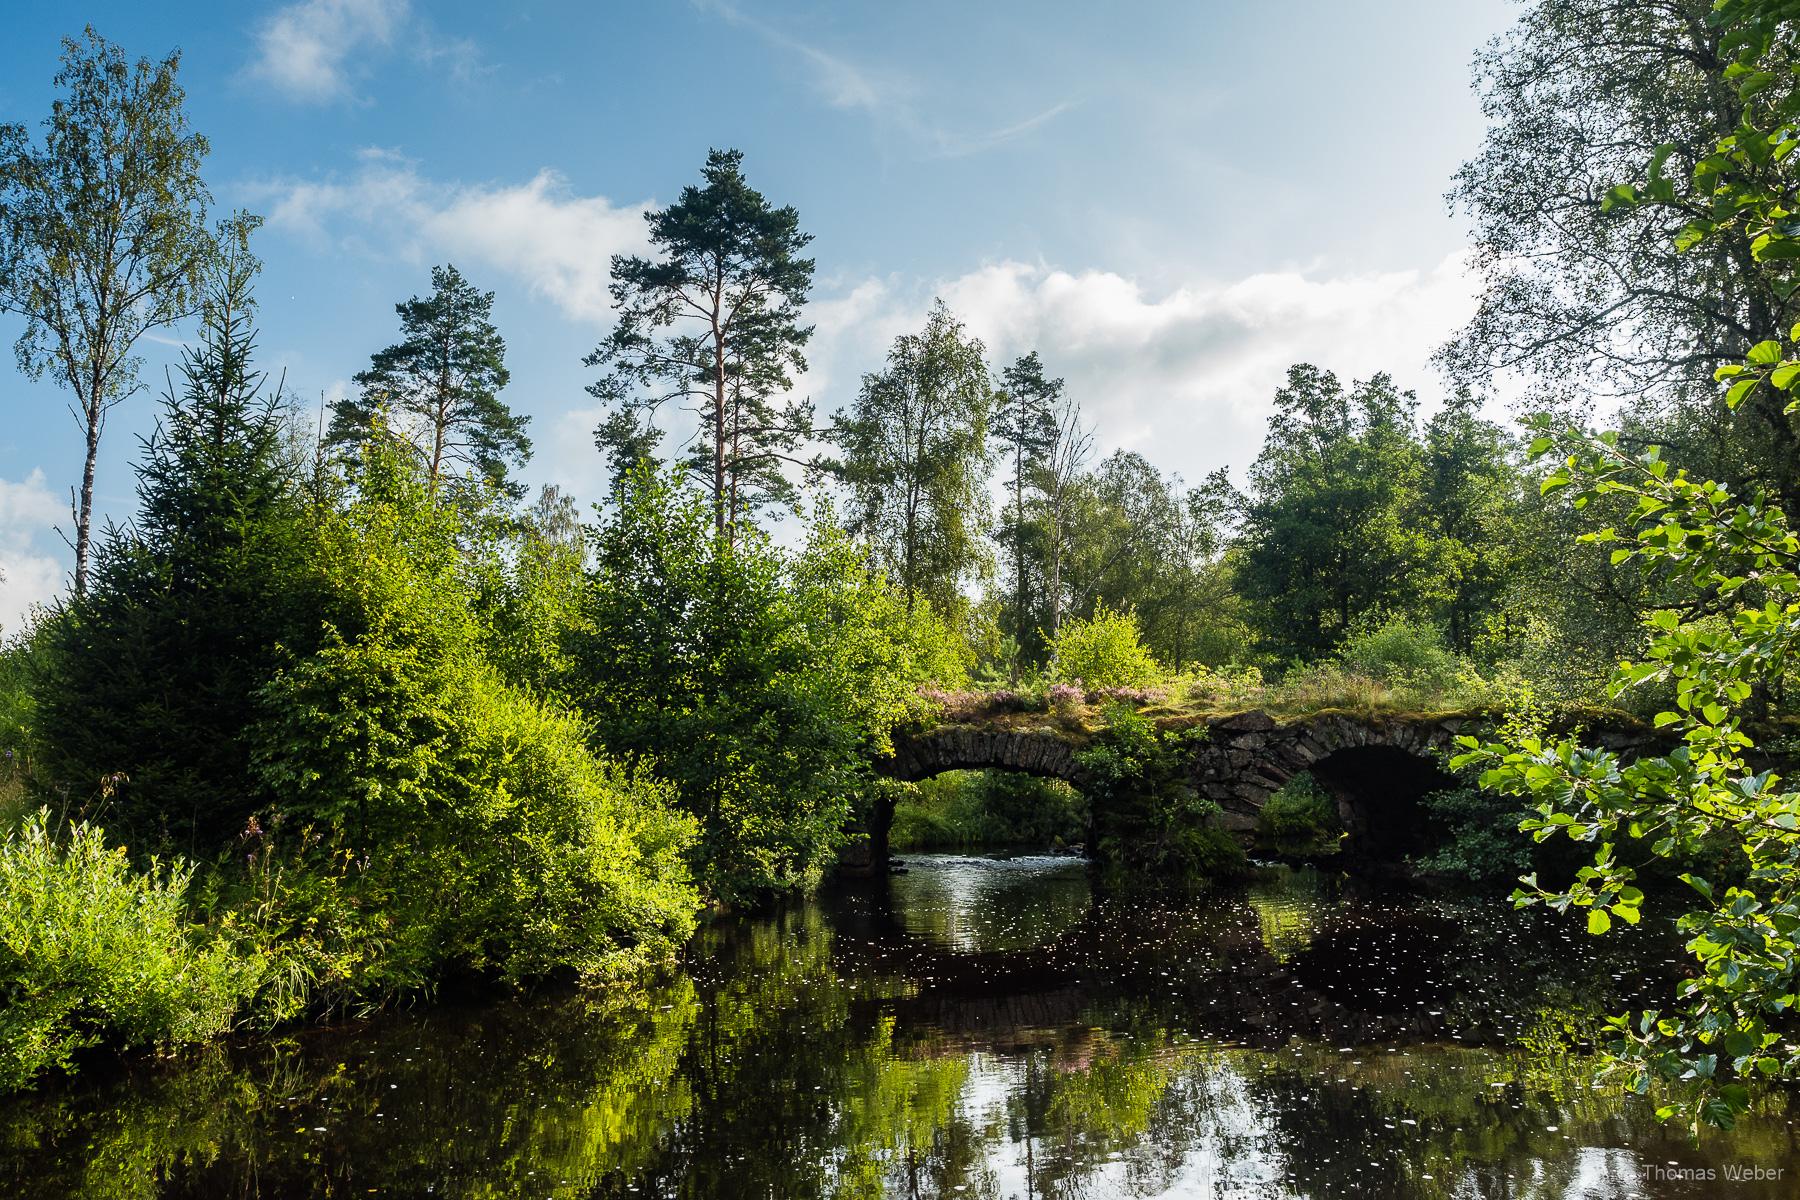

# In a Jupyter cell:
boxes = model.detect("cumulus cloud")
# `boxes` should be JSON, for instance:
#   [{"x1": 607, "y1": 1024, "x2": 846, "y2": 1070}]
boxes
[
  {"x1": 248, "y1": 0, "x2": 410, "y2": 102},
  {"x1": 254, "y1": 151, "x2": 1482, "y2": 496},
  {"x1": 247, "y1": 0, "x2": 487, "y2": 104},
  {"x1": 795, "y1": 255, "x2": 1485, "y2": 482},
  {"x1": 0, "y1": 470, "x2": 66, "y2": 634},
  {"x1": 258, "y1": 154, "x2": 651, "y2": 324}
]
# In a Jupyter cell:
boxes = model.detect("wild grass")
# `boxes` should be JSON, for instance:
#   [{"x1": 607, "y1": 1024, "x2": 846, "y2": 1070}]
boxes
[{"x1": 0, "y1": 811, "x2": 258, "y2": 1091}]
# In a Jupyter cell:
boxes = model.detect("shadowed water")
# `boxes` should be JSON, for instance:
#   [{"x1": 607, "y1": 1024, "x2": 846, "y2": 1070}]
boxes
[{"x1": 3, "y1": 857, "x2": 1798, "y2": 1198}]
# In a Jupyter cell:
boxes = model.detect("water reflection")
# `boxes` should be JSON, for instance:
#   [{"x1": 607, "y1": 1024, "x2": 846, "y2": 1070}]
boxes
[{"x1": 3, "y1": 859, "x2": 1798, "y2": 1198}]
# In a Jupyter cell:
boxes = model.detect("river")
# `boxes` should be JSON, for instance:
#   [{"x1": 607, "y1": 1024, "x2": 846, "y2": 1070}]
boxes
[{"x1": 3, "y1": 856, "x2": 1797, "y2": 1198}]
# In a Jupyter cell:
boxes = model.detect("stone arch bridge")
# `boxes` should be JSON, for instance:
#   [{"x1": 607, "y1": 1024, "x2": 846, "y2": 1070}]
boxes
[{"x1": 868, "y1": 709, "x2": 1658, "y2": 867}]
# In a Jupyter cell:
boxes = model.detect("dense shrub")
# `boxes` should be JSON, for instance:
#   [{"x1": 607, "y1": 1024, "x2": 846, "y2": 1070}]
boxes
[
  {"x1": 573, "y1": 470, "x2": 961, "y2": 901},
  {"x1": 0, "y1": 812, "x2": 255, "y2": 1091},
  {"x1": 1256, "y1": 772, "x2": 1341, "y2": 854},
  {"x1": 31, "y1": 256, "x2": 319, "y2": 857},
  {"x1": 251, "y1": 439, "x2": 699, "y2": 995},
  {"x1": 1409, "y1": 783, "x2": 1533, "y2": 883},
  {"x1": 0, "y1": 632, "x2": 37, "y2": 831},
  {"x1": 1048, "y1": 602, "x2": 1163, "y2": 690},
  {"x1": 1334, "y1": 616, "x2": 1462, "y2": 693},
  {"x1": 1077, "y1": 705, "x2": 1247, "y2": 889}
]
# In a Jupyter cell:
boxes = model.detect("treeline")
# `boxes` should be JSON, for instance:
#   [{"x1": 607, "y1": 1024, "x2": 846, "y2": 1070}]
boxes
[
  {"x1": 5, "y1": 0, "x2": 1800, "y2": 1101},
  {"x1": 0, "y1": 36, "x2": 971, "y2": 1091}
]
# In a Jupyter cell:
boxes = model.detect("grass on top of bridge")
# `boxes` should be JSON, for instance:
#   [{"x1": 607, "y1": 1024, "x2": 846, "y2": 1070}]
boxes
[{"x1": 916, "y1": 663, "x2": 1647, "y2": 736}]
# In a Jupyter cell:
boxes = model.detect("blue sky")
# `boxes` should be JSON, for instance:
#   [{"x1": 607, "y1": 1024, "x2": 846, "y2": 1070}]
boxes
[{"x1": 0, "y1": 0, "x2": 1517, "y2": 626}]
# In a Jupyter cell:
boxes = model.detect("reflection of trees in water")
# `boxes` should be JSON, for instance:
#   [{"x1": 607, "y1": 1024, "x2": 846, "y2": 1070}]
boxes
[
  {"x1": 1238, "y1": 1040, "x2": 1800, "y2": 1200},
  {"x1": 8, "y1": 870, "x2": 1800, "y2": 1199},
  {"x1": 0, "y1": 981, "x2": 701, "y2": 1199},
  {"x1": 885, "y1": 860, "x2": 1094, "y2": 953}
]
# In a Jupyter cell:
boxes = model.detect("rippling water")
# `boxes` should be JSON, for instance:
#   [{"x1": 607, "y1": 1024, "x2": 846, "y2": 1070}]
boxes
[{"x1": 4, "y1": 857, "x2": 1798, "y2": 1198}]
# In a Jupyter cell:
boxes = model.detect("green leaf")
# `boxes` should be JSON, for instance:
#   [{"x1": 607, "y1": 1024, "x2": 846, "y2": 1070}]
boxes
[
  {"x1": 1680, "y1": 873, "x2": 1713, "y2": 902},
  {"x1": 1588, "y1": 909, "x2": 1612, "y2": 935},
  {"x1": 1748, "y1": 340, "x2": 1784, "y2": 364}
]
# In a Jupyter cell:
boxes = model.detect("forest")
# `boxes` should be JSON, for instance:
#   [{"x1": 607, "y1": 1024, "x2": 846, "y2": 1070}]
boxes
[{"x1": 4, "y1": 0, "x2": 1800, "y2": 1148}]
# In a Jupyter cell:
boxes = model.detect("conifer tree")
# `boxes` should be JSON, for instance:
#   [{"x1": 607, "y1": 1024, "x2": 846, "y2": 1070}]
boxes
[
  {"x1": 995, "y1": 352, "x2": 1061, "y2": 669},
  {"x1": 328, "y1": 263, "x2": 529, "y2": 501},
  {"x1": 37, "y1": 215, "x2": 313, "y2": 854},
  {"x1": 585, "y1": 149, "x2": 815, "y2": 538}
]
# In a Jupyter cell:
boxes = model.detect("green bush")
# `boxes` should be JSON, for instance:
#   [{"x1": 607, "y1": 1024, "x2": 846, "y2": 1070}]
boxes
[
  {"x1": 889, "y1": 770, "x2": 1085, "y2": 852},
  {"x1": 1257, "y1": 772, "x2": 1341, "y2": 853},
  {"x1": 1048, "y1": 601, "x2": 1164, "y2": 690},
  {"x1": 1078, "y1": 705, "x2": 1248, "y2": 888},
  {"x1": 251, "y1": 440, "x2": 700, "y2": 997},
  {"x1": 0, "y1": 811, "x2": 255, "y2": 1091},
  {"x1": 1409, "y1": 783, "x2": 1533, "y2": 883},
  {"x1": 574, "y1": 469, "x2": 961, "y2": 901},
  {"x1": 1335, "y1": 616, "x2": 1462, "y2": 692}
]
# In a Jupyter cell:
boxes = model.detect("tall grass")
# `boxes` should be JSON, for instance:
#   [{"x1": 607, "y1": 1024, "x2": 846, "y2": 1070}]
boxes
[{"x1": 0, "y1": 811, "x2": 256, "y2": 1091}]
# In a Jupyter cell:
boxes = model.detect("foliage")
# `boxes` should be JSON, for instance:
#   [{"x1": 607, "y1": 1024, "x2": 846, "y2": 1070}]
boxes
[
  {"x1": 1077, "y1": 704, "x2": 1247, "y2": 889},
  {"x1": 833, "y1": 299, "x2": 996, "y2": 623},
  {"x1": 1238, "y1": 370, "x2": 1524, "y2": 662},
  {"x1": 0, "y1": 629, "x2": 40, "y2": 829},
  {"x1": 586, "y1": 148, "x2": 814, "y2": 533},
  {"x1": 0, "y1": 811, "x2": 253, "y2": 1091},
  {"x1": 1458, "y1": 414, "x2": 1800, "y2": 1132},
  {"x1": 1335, "y1": 616, "x2": 1464, "y2": 694},
  {"x1": 480, "y1": 483, "x2": 589, "y2": 696},
  {"x1": 1047, "y1": 600, "x2": 1164, "y2": 690},
  {"x1": 254, "y1": 436, "x2": 699, "y2": 993},
  {"x1": 573, "y1": 466, "x2": 954, "y2": 901},
  {"x1": 32, "y1": 222, "x2": 316, "y2": 856},
  {"x1": 1061, "y1": 451, "x2": 1246, "y2": 672},
  {"x1": 0, "y1": 26, "x2": 221, "y2": 594},
  {"x1": 1257, "y1": 772, "x2": 1340, "y2": 854},
  {"x1": 889, "y1": 770, "x2": 1086, "y2": 852},
  {"x1": 327, "y1": 263, "x2": 529, "y2": 501},
  {"x1": 1445, "y1": 0, "x2": 1800, "y2": 511},
  {"x1": 1409, "y1": 782, "x2": 1536, "y2": 884},
  {"x1": 994, "y1": 352, "x2": 1062, "y2": 665}
]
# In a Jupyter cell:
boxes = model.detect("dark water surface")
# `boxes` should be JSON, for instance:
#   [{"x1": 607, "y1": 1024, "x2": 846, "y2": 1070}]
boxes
[{"x1": 4, "y1": 858, "x2": 1799, "y2": 1198}]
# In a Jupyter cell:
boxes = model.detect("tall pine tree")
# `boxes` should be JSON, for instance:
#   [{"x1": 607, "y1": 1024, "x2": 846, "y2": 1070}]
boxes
[
  {"x1": 994, "y1": 352, "x2": 1060, "y2": 670},
  {"x1": 328, "y1": 263, "x2": 529, "y2": 501},
  {"x1": 585, "y1": 149, "x2": 815, "y2": 538}
]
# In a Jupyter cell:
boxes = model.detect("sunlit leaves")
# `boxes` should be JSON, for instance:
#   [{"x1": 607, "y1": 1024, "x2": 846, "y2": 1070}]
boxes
[{"x1": 1456, "y1": 405, "x2": 1800, "y2": 1131}]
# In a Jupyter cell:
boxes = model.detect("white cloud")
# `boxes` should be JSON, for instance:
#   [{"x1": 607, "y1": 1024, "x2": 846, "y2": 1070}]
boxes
[
  {"x1": 0, "y1": 470, "x2": 66, "y2": 634},
  {"x1": 796, "y1": 254, "x2": 1486, "y2": 483},
  {"x1": 257, "y1": 156, "x2": 651, "y2": 324},
  {"x1": 248, "y1": 0, "x2": 410, "y2": 103}
]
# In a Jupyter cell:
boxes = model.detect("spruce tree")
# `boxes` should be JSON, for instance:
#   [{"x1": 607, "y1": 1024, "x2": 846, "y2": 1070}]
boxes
[{"x1": 37, "y1": 216, "x2": 314, "y2": 854}]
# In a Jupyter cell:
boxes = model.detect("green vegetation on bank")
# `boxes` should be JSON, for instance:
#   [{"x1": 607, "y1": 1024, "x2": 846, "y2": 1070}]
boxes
[
  {"x1": 6, "y1": 0, "x2": 1800, "y2": 1138},
  {"x1": 889, "y1": 771, "x2": 1086, "y2": 853}
]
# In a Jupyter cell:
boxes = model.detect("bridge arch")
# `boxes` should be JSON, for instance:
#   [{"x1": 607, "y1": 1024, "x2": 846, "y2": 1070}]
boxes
[
  {"x1": 879, "y1": 726, "x2": 1089, "y2": 787},
  {"x1": 861, "y1": 708, "x2": 1660, "y2": 874}
]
